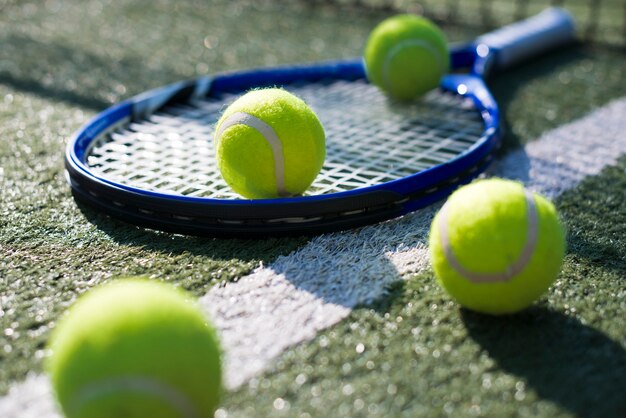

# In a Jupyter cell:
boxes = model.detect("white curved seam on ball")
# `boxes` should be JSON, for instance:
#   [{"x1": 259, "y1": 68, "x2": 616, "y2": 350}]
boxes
[
  {"x1": 438, "y1": 189, "x2": 539, "y2": 283},
  {"x1": 215, "y1": 111, "x2": 288, "y2": 197},
  {"x1": 507, "y1": 190, "x2": 539, "y2": 278},
  {"x1": 68, "y1": 376, "x2": 201, "y2": 418},
  {"x1": 381, "y1": 39, "x2": 445, "y2": 93}
]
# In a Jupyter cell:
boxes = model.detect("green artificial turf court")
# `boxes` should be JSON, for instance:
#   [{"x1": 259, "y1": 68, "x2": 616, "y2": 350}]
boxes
[
  {"x1": 223, "y1": 159, "x2": 626, "y2": 417},
  {"x1": 1, "y1": 0, "x2": 625, "y2": 417}
]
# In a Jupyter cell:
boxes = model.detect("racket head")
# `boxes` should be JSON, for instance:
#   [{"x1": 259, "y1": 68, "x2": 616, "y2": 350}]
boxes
[
  {"x1": 65, "y1": 8, "x2": 576, "y2": 237},
  {"x1": 65, "y1": 45, "x2": 499, "y2": 237}
]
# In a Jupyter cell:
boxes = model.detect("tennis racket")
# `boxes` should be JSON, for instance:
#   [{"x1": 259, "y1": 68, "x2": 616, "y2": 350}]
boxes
[{"x1": 65, "y1": 8, "x2": 575, "y2": 237}]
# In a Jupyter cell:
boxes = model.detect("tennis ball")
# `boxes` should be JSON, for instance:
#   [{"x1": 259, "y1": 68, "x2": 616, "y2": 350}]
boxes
[
  {"x1": 364, "y1": 14, "x2": 449, "y2": 101},
  {"x1": 429, "y1": 178, "x2": 566, "y2": 315},
  {"x1": 46, "y1": 279, "x2": 222, "y2": 418},
  {"x1": 214, "y1": 88, "x2": 325, "y2": 199}
]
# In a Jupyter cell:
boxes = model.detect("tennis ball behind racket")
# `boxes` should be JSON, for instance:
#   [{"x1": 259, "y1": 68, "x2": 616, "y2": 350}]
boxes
[
  {"x1": 214, "y1": 88, "x2": 325, "y2": 199},
  {"x1": 364, "y1": 14, "x2": 449, "y2": 101},
  {"x1": 47, "y1": 279, "x2": 222, "y2": 418},
  {"x1": 429, "y1": 178, "x2": 566, "y2": 315}
]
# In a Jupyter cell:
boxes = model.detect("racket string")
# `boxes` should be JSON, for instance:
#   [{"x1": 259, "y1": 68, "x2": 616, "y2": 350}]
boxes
[{"x1": 87, "y1": 79, "x2": 484, "y2": 199}]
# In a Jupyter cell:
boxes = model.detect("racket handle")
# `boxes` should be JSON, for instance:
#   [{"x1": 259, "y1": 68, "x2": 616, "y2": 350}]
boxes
[{"x1": 477, "y1": 7, "x2": 576, "y2": 71}]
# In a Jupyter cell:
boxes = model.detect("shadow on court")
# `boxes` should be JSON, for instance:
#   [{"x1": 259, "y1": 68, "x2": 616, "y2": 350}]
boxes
[
  {"x1": 462, "y1": 307, "x2": 626, "y2": 417},
  {"x1": 75, "y1": 200, "x2": 308, "y2": 263},
  {"x1": 489, "y1": 43, "x2": 589, "y2": 153},
  {"x1": 78, "y1": 193, "x2": 432, "y2": 309},
  {"x1": 0, "y1": 34, "x2": 189, "y2": 111}
]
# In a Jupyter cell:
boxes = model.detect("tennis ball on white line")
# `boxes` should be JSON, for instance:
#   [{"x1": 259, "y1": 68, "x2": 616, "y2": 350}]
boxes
[
  {"x1": 46, "y1": 278, "x2": 222, "y2": 418},
  {"x1": 429, "y1": 178, "x2": 566, "y2": 315},
  {"x1": 364, "y1": 14, "x2": 449, "y2": 101},
  {"x1": 214, "y1": 88, "x2": 326, "y2": 199}
]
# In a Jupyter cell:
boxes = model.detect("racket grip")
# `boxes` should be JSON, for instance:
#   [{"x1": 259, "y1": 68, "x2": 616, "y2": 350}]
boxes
[{"x1": 477, "y1": 8, "x2": 576, "y2": 71}]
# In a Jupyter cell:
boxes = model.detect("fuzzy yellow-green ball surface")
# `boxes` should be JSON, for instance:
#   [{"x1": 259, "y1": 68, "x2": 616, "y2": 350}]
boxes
[
  {"x1": 214, "y1": 88, "x2": 326, "y2": 199},
  {"x1": 47, "y1": 279, "x2": 222, "y2": 418},
  {"x1": 364, "y1": 14, "x2": 449, "y2": 101},
  {"x1": 429, "y1": 178, "x2": 566, "y2": 315}
]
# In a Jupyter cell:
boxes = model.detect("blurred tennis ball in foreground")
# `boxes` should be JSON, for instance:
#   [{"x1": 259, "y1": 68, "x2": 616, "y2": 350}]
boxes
[
  {"x1": 364, "y1": 14, "x2": 449, "y2": 101},
  {"x1": 214, "y1": 88, "x2": 326, "y2": 199},
  {"x1": 429, "y1": 178, "x2": 566, "y2": 315},
  {"x1": 47, "y1": 278, "x2": 222, "y2": 418}
]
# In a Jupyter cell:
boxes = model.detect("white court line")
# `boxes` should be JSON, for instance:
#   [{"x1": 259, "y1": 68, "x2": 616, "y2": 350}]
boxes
[{"x1": 2, "y1": 97, "x2": 626, "y2": 417}]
